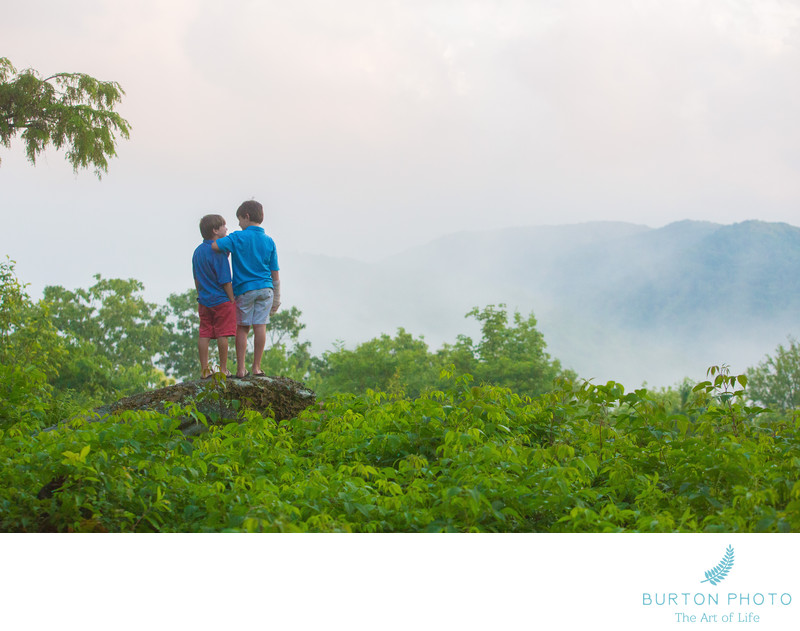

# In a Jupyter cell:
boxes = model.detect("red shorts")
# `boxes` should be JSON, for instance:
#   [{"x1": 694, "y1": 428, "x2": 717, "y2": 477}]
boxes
[{"x1": 198, "y1": 301, "x2": 237, "y2": 339}]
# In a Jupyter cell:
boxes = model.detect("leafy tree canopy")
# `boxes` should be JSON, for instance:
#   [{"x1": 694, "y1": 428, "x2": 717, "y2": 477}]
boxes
[
  {"x1": 314, "y1": 328, "x2": 441, "y2": 398},
  {"x1": 42, "y1": 276, "x2": 167, "y2": 395},
  {"x1": 442, "y1": 304, "x2": 575, "y2": 398},
  {"x1": 158, "y1": 289, "x2": 199, "y2": 381},
  {"x1": 0, "y1": 57, "x2": 130, "y2": 177},
  {"x1": 746, "y1": 338, "x2": 800, "y2": 411},
  {"x1": 314, "y1": 305, "x2": 575, "y2": 399},
  {"x1": 43, "y1": 276, "x2": 165, "y2": 368}
]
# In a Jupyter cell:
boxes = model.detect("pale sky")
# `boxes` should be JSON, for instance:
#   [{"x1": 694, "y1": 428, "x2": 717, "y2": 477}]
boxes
[{"x1": 2, "y1": 0, "x2": 800, "y2": 304}]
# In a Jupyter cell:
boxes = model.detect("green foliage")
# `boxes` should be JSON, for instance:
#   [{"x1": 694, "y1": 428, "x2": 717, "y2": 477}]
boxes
[
  {"x1": 444, "y1": 304, "x2": 575, "y2": 397},
  {"x1": 0, "y1": 258, "x2": 66, "y2": 428},
  {"x1": 313, "y1": 305, "x2": 573, "y2": 399},
  {"x1": 3, "y1": 362, "x2": 798, "y2": 532},
  {"x1": 1, "y1": 258, "x2": 65, "y2": 370},
  {"x1": 0, "y1": 260, "x2": 124, "y2": 427},
  {"x1": 42, "y1": 275, "x2": 168, "y2": 396},
  {"x1": 260, "y1": 307, "x2": 314, "y2": 382},
  {"x1": 159, "y1": 288, "x2": 200, "y2": 380},
  {"x1": 313, "y1": 328, "x2": 442, "y2": 399},
  {"x1": 747, "y1": 338, "x2": 800, "y2": 411},
  {"x1": 44, "y1": 276, "x2": 165, "y2": 367},
  {"x1": 6, "y1": 263, "x2": 798, "y2": 532},
  {"x1": 0, "y1": 57, "x2": 130, "y2": 177}
]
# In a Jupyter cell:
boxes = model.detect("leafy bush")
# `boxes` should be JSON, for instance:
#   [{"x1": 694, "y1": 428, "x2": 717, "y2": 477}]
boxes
[
  {"x1": 0, "y1": 258, "x2": 67, "y2": 429},
  {"x1": 3, "y1": 366, "x2": 799, "y2": 532}
]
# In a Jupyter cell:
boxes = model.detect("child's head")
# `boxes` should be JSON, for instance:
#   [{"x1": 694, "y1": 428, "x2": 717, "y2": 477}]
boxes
[
  {"x1": 199, "y1": 214, "x2": 227, "y2": 240},
  {"x1": 236, "y1": 200, "x2": 264, "y2": 225}
]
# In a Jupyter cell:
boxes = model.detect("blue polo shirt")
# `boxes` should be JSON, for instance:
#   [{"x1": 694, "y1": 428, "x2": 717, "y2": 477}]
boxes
[
  {"x1": 214, "y1": 225, "x2": 280, "y2": 296},
  {"x1": 192, "y1": 240, "x2": 233, "y2": 307}
]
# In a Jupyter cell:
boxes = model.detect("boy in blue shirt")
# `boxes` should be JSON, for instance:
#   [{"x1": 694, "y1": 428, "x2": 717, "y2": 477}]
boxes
[
  {"x1": 192, "y1": 214, "x2": 236, "y2": 379},
  {"x1": 213, "y1": 200, "x2": 281, "y2": 378}
]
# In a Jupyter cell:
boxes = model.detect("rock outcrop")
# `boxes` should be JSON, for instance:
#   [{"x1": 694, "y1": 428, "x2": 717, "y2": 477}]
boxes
[{"x1": 53, "y1": 375, "x2": 316, "y2": 436}]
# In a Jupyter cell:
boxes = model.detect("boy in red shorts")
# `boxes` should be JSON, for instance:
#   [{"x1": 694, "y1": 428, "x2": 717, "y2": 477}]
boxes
[{"x1": 192, "y1": 214, "x2": 237, "y2": 379}]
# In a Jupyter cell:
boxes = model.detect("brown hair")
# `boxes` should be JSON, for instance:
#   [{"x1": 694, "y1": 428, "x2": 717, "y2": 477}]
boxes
[
  {"x1": 236, "y1": 200, "x2": 263, "y2": 224},
  {"x1": 199, "y1": 214, "x2": 226, "y2": 240}
]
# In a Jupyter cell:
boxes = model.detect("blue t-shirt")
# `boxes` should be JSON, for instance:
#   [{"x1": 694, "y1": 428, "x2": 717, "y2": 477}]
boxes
[
  {"x1": 215, "y1": 225, "x2": 280, "y2": 296},
  {"x1": 192, "y1": 240, "x2": 233, "y2": 307}
]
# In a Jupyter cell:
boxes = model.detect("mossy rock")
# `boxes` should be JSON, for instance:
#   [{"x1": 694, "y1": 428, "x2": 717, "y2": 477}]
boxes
[{"x1": 106, "y1": 375, "x2": 315, "y2": 434}]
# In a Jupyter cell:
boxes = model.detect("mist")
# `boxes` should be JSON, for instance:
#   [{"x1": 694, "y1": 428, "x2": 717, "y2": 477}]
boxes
[{"x1": 278, "y1": 220, "x2": 800, "y2": 388}]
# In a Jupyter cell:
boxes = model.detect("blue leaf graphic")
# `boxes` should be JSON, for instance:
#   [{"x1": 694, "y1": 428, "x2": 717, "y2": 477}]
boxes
[{"x1": 701, "y1": 545, "x2": 734, "y2": 585}]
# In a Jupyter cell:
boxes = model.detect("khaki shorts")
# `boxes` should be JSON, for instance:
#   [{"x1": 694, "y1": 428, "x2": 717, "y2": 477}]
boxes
[{"x1": 235, "y1": 287, "x2": 274, "y2": 326}]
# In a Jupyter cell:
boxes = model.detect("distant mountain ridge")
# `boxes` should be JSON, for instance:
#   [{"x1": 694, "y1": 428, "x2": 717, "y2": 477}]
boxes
[{"x1": 281, "y1": 220, "x2": 800, "y2": 387}]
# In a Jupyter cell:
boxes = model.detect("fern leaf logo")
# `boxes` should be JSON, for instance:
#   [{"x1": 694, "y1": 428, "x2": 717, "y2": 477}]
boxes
[{"x1": 700, "y1": 545, "x2": 734, "y2": 586}]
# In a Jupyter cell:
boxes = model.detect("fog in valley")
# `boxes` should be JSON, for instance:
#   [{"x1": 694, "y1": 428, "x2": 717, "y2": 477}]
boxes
[{"x1": 279, "y1": 220, "x2": 800, "y2": 388}]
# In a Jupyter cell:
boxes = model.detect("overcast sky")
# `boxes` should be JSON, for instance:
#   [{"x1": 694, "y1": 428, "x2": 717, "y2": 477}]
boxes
[{"x1": 2, "y1": 0, "x2": 799, "y2": 304}]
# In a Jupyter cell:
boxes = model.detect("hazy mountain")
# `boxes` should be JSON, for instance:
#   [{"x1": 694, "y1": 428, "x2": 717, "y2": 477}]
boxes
[{"x1": 280, "y1": 220, "x2": 800, "y2": 387}]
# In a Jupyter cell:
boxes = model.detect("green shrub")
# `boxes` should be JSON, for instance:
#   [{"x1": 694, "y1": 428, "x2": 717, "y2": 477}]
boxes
[{"x1": 2, "y1": 366, "x2": 799, "y2": 532}]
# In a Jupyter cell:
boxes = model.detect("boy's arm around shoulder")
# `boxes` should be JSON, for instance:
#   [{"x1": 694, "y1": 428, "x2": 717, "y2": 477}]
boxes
[{"x1": 212, "y1": 233, "x2": 233, "y2": 253}]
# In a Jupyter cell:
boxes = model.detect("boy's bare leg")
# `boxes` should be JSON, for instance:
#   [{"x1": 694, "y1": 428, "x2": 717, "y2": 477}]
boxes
[
  {"x1": 198, "y1": 338, "x2": 212, "y2": 377},
  {"x1": 217, "y1": 337, "x2": 230, "y2": 375},
  {"x1": 252, "y1": 324, "x2": 267, "y2": 375},
  {"x1": 235, "y1": 325, "x2": 250, "y2": 377}
]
